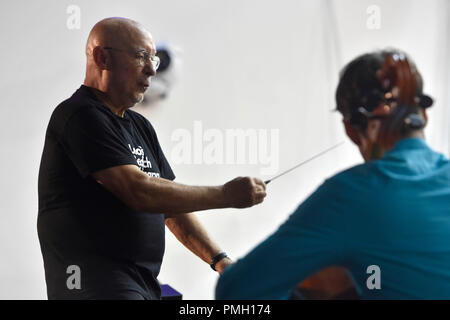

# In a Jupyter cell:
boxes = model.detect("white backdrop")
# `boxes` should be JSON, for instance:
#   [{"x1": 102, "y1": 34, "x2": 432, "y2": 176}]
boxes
[{"x1": 0, "y1": 0, "x2": 448, "y2": 299}]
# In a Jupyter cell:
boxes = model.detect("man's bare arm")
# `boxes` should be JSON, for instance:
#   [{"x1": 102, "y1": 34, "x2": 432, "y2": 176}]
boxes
[
  {"x1": 165, "y1": 213, "x2": 233, "y2": 274},
  {"x1": 92, "y1": 164, "x2": 266, "y2": 215}
]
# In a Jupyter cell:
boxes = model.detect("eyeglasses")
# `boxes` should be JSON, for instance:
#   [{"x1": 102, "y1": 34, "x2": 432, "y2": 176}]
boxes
[{"x1": 103, "y1": 47, "x2": 160, "y2": 70}]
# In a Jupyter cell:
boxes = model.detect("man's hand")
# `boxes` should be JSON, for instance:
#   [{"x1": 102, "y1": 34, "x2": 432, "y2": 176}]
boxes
[
  {"x1": 222, "y1": 177, "x2": 267, "y2": 208},
  {"x1": 215, "y1": 257, "x2": 234, "y2": 275}
]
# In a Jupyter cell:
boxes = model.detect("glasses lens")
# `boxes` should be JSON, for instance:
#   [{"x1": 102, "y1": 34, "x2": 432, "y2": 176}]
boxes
[{"x1": 152, "y1": 56, "x2": 160, "y2": 70}]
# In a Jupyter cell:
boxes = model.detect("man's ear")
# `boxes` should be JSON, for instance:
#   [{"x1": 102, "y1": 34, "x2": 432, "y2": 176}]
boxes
[
  {"x1": 343, "y1": 120, "x2": 361, "y2": 146},
  {"x1": 92, "y1": 46, "x2": 109, "y2": 70}
]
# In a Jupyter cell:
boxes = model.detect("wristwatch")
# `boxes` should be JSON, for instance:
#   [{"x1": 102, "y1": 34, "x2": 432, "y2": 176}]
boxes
[{"x1": 210, "y1": 252, "x2": 228, "y2": 271}]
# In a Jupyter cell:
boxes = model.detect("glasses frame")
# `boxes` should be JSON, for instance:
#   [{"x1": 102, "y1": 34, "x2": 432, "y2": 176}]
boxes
[{"x1": 103, "y1": 46, "x2": 160, "y2": 70}]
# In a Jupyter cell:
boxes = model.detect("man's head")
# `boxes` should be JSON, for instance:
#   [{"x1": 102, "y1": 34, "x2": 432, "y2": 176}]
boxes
[
  {"x1": 335, "y1": 50, "x2": 430, "y2": 161},
  {"x1": 84, "y1": 17, "x2": 157, "y2": 112}
]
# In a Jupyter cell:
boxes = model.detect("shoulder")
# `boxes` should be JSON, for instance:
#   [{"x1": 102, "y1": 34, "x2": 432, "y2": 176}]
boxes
[
  {"x1": 283, "y1": 164, "x2": 375, "y2": 227},
  {"x1": 49, "y1": 86, "x2": 110, "y2": 134},
  {"x1": 296, "y1": 162, "x2": 377, "y2": 209},
  {"x1": 326, "y1": 161, "x2": 378, "y2": 188}
]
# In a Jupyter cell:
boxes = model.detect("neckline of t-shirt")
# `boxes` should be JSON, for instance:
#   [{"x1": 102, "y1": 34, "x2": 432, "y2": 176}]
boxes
[
  {"x1": 99, "y1": 103, "x2": 131, "y2": 122},
  {"x1": 80, "y1": 85, "x2": 131, "y2": 122}
]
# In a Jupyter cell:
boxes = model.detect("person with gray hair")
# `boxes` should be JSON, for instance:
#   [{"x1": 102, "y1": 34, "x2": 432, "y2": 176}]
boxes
[{"x1": 37, "y1": 17, "x2": 266, "y2": 300}]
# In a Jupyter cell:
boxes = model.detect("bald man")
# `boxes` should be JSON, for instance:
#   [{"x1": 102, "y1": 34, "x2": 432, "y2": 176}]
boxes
[{"x1": 37, "y1": 17, "x2": 266, "y2": 300}]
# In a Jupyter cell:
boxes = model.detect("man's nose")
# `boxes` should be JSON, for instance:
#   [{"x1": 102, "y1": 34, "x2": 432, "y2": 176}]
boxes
[{"x1": 143, "y1": 63, "x2": 156, "y2": 77}]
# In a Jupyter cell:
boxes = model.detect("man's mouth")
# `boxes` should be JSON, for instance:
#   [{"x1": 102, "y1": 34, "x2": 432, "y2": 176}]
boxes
[{"x1": 139, "y1": 83, "x2": 149, "y2": 91}]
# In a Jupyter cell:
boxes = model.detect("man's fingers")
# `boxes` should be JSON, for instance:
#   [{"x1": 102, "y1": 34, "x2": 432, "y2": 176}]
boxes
[
  {"x1": 252, "y1": 177, "x2": 266, "y2": 191},
  {"x1": 254, "y1": 190, "x2": 267, "y2": 204},
  {"x1": 254, "y1": 195, "x2": 266, "y2": 204},
  {"x1": 252, "y1": 178, "x2": 267, "y2": 205}
]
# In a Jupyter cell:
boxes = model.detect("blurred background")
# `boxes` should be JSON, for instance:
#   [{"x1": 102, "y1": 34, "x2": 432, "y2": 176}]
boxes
[{"x1": 0, "y1": 0, "x2": 449, "y2": 299}]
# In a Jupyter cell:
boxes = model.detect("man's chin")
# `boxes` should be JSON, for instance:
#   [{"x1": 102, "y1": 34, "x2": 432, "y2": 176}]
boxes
[{"x1": 131, "y1": 93, "x2": 145, "y2": 105}]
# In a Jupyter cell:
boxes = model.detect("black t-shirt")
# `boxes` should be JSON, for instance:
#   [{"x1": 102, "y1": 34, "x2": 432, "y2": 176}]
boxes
[{"x1": 37, "y1": 85, "x2": 175, "y2": 299}]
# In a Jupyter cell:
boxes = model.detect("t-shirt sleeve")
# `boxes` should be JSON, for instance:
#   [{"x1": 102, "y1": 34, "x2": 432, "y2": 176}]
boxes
[
  {"x1": 155, "y1": 140, "x2": 175, "y2": 181},
  {"x1": 142, "y1": 117, "x2": 175, "y2": 181},
  {"x1": 61, "y1": 107, "x2": 138, "y2": 178},
  {"x1": 215, "y1": 178, "x2": 350, "y2": 300}
]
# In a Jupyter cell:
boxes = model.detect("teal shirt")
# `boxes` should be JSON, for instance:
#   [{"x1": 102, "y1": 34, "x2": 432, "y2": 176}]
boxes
[{"x1": 215, "y1": 138, "x2": 450, "y2": 299}]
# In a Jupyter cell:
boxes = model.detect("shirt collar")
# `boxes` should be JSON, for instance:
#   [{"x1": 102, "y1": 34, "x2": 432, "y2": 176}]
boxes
[
  {"x1": 78, "y1": 85, "x2": 104, "y2": 106},
  {"x1": 78, "y1": 85, "x2": 130, "y2": 120},
  {"x1": 390, "y1": 138, "x2": 430, "y2": 153},
  {"x1": 383, "y1": 138, "x2": 431, "y2": 161}
]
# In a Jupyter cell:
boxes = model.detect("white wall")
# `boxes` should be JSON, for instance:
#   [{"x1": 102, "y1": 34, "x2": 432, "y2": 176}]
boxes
[{"x1": 0, "y1": 0, "x2": 448, "y2": 299}]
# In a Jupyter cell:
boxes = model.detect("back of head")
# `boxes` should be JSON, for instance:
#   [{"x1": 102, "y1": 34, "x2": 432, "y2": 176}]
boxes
[{"x1": 335, "y1": 49, "x2": 432, "y2": 147}]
